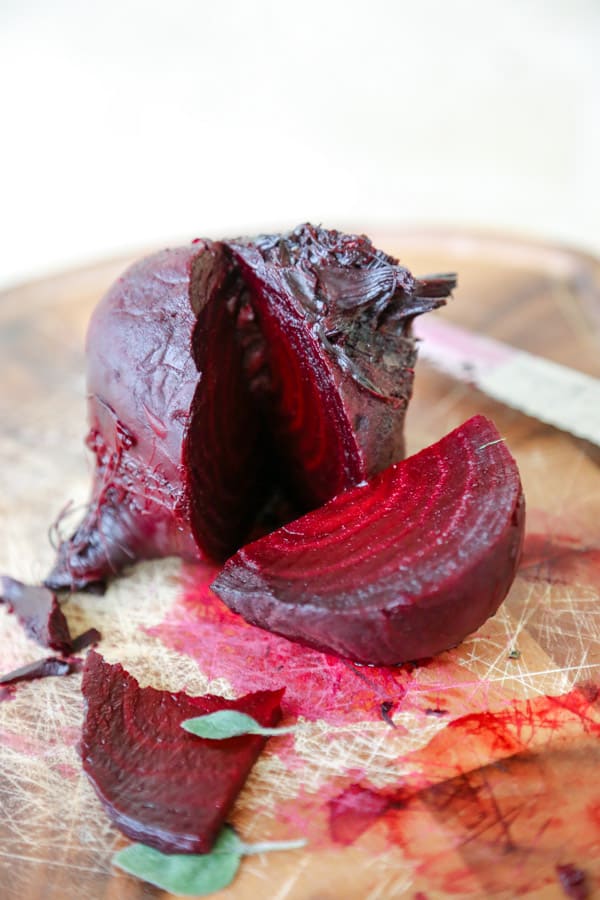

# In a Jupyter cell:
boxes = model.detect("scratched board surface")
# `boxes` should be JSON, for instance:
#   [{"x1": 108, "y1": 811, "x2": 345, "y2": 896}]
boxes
[{"x1": 0, "y1": 230, "x2": 599, "y2": 900}]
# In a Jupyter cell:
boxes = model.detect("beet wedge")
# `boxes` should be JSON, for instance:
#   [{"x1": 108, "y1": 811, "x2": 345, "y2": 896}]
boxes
[
  {"x1": 211, "y1": 416, "x2": 525, "y2": 665},
  {"x1": 80, "y1": 651, "x2": 284, "y2": 854},
  {"x1": 47, "y1": 244, "x2": 269, "y2": 591},
  {"x1": 226, "y1": 225, "x2": 454, "y2": 508}
]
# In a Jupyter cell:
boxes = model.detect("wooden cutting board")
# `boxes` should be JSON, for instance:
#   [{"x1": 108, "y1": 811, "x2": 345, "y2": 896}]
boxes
[{"x1": 1, "y1": 230, "x2": 599, "y2": 900}]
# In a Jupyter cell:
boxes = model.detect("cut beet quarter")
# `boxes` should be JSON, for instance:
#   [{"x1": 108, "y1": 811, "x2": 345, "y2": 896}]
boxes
[
  {"x1": 80, "y1": 651, "x2": 284, "y2": 854},
  {"x1": 211, "y1": 416, "x2": 525, "y2": 665}
]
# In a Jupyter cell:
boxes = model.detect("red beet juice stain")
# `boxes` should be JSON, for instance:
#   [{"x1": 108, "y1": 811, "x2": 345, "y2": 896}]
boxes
[
  {"x1": 323, "y1": 684, "x2": 600, "y2": 896},
  {"x1": 147, "y1": 563, "x2": 479, "y2": 726},
  {"x1": 520, "y1": 533, "x2": 600, "y2": 589}
]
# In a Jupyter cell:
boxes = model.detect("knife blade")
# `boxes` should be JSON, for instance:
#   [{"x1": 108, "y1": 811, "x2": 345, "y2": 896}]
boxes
[{"x1": 413, "y1": 317, "x2": 600, "y2": 447}]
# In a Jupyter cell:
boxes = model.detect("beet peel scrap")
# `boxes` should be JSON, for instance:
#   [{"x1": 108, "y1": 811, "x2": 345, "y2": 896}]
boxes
[
  {"x1": 80, "y1": 650, "x2": 284, "y2": 854},
  {"x1": 0, "y1": 577, "x2": 72, "y2": 654},
  {"x1": 47, "y1": 224, "x2": 454, "y2": 592},
  {"x1": 211, "y1": 416, "x2": 525, "y2": 665}
]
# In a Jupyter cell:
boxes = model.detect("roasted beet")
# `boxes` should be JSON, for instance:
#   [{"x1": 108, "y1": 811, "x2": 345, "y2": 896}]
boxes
[
  {"x1": 0, "y1": 577, "x2": 72, "y2": 653},
  {"x1": 48, "y1": 225, "x2": 453, "y2": 591},
  {"x1": 211, "y1": 416, "x2": 525, "y2": 665},
  {"x1": 226, "y1": 226, "x2": 454, "y2": 507},
  {"x1": 80, "y1": 651, "x2": 284, "y2": 854},
  {"x1": 47, "y1": 243, "x2": 267, "y2": 590}
]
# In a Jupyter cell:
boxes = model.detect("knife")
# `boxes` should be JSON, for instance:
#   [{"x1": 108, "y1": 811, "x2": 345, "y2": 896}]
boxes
[{"x1": 413, "y1": 317, "x2": 600, "y2": 447}]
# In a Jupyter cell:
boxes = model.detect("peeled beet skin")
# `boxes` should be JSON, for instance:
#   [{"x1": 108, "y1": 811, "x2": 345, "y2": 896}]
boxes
[
  {"x1": 211, "y1": 416, "x2": 525, "y2": 665},
  {"x1": 48, "y1": 225, "x2": 454, "y2": 591},
  {"x1": 80, "y1": 650, "x2": 284, "y2": 854}
]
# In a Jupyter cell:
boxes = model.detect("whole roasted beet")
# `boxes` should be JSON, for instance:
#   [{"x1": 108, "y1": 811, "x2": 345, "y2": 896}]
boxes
[
  {"x1": 48, "y1": 225, "x2": 454, "y2": 591},
  {"x1": 211, "y1": 416, "x2": 525, "y2": 665}
]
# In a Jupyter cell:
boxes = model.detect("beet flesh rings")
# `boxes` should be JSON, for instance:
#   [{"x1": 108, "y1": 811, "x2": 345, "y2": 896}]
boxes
[
  {"x1": 81, "y1": 651, "x2": 283, "y2": 853},
  {"x1": 48, "y1": 225, "x2": 453, "y2": 591},
  {"x1": 211, "y1": 416, "x2": 525, "y2": 665},
  {"x1": 226, "y1": 228, "x2": 453, "y2": 508}
]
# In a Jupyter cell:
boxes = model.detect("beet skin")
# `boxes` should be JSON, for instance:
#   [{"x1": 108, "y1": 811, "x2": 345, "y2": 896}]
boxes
[
  {"x1": 47, "y1": 243, "x2": 267, "y2": 590},
  {"x1": 80, "y1": 650, "x2": 284, "y2": 854},
  {"x1": 211, "y1": 416, "x2": 525, "y2": 665}
]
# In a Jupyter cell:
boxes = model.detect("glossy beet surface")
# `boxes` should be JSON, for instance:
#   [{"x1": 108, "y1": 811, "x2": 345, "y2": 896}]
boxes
[
  {"x1": 80, "y1": 651, "x2": 284, "y2": 854},
  {"x1": 48, "y1": 225, "x2": 454, "y2": 591},
  {"x1": 227, "y1": 226, "x2": 454, "y2": 508},
  {"x1": 211, "y1": 416, "x2": 525, "y2": 665},
  {"x1": 47, "y1": 246, "x2": 208, "y2": 591}
]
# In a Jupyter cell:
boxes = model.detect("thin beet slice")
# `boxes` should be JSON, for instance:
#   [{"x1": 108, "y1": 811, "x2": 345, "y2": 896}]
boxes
[
  {"x1": 0, "y1": 577, "x2": 72, "y2": 653},
  {"x1": 211, "y1": 416, "x2": 525, "y2": 665},
  {"x1": 80, "y1": 650, "x2": 284, "y2": 854},
  {"x1": 0, "y1": 656, "x2": 74, "y2": 686},
  {"x1": 226, "y1": 224, "x2": 454, "y2": 508},
  {"x1": 47, "y1": 243, "x2": 268, "y2": 590}
]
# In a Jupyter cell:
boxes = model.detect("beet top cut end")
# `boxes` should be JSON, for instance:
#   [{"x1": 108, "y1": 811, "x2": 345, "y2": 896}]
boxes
[{"x1": 211, "y1": 415, "x2": 525, "y2": 666}]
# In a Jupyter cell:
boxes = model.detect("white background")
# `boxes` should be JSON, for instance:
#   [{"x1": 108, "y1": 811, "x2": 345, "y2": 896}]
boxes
[{"x1": 1, "y1": 0, "x2": 599, "y2": 289}]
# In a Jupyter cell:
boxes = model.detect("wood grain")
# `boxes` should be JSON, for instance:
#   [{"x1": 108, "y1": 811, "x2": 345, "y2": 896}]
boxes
[{"x1": 0, "y1": 230, "x2": 599, "y2": 900}]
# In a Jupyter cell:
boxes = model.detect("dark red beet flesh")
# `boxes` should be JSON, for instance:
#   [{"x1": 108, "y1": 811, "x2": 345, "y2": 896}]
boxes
[
  {"x1": 80, "y1": 650, "x2": 284, "y2": 854},
  {"x1": 184, "y1": 245, "x2": 272, "y2": 559},
  {"x1": 211, "y1": 416, "x2": 525, "y2": 665},
  {"x1": 47, "y1": 225, "x2": 454, "y2": 591},
  {"x1": 0, "y1": 577, "x2": 72, "y2": 654},
  {"x1": 227, "y1": 226, "x2": 453, "y2": 508}
]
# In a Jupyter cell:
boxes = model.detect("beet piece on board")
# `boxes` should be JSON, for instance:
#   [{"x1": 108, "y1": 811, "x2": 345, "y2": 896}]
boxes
[
  {"x1": 47, "y1": 243, "x2": 269, "y2": 591},
  {"x1": 211, "y1": 416, "x2": 525, "y2": 665},
  {"x1": 226, "y1": 224, "x2": 454, "y2": 509},
  {"x1": 80, "y1": 651, "x2": 284, "y2": 854},
  {"x1": 0, "y1": 577, "x2": 72, "y2": 654},
  {"x1": 0, "y1": 656, "x2": 74, "y2": 686}
]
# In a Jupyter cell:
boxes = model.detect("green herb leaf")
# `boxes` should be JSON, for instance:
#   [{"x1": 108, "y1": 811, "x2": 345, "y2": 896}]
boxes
[
  {"x1": 113, "y1": 825, "x2": 242, "y2": 896},
  {"x1": 113, "y1": 826, "x2": 307, "y2": 896},
  {"x1": 508, "y1": 648, "x2": 521, "y2": 659},
  {"x1": 181, "y1": 710, "x2": 297, "y2": 740}
]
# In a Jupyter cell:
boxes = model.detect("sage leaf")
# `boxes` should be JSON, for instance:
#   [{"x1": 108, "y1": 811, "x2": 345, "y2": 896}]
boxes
[
  {"x1": 181, "y1": 710, "x2": 297, "y2": 740},
  {"x1": 113, "y1": 826, "x2": 241, "y2": 897}
]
